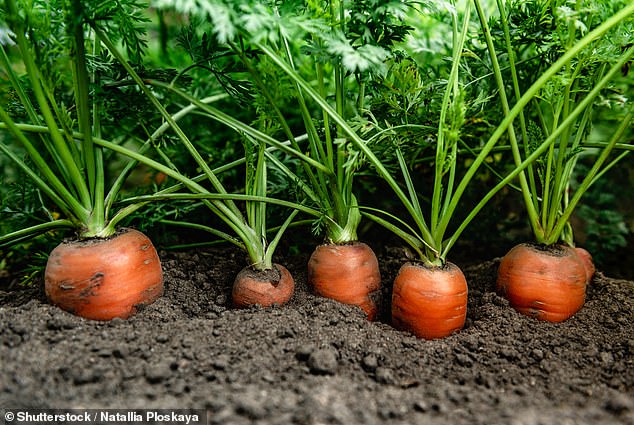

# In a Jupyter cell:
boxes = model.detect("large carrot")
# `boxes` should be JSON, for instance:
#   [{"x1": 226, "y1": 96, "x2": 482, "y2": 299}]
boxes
[
  {"x1": 307, "y1": 242, "x2": 381, "y2": 320},
  {"x1": 496, "y1": 243, "x2": 587, "y2": 322},
  {"x1": 232, "y1": 264, "x2": 294, "y2": 308},
  {"x1": 391, "y1": 262, "x2": 468, "y2": 339},
  {"x1": 574, "y1": 246, "x2": 596, "y2": 284},
  {"x1": 45, "y1": 228, "x2": 163, "y2": 321}
]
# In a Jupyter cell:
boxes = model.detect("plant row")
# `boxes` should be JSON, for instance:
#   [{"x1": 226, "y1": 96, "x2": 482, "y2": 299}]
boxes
[{"x1": 0, "y1": 0, "x2": 632, "y2": 338}]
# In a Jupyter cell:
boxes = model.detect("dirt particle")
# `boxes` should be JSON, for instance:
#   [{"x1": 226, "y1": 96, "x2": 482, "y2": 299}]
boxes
[
  {"x1": 307, "y1": 348, "x2": 338, "y2": 375},
  {"x1": 72, "y1": 368, "x2": 103, "y2": 385},
  {"x1": 145, "y1": 362, "x2": 172, "y2": 384},
  {"x1": 531, "y1": 349, "x2": 545, "y2": 361},
  {"x1": 96, "y1": 349, "x2": 112, "y2": 357},
  {"x1": 46, "y1": 317, "x2": 77, "y2": 331},
  {"x1": 455, "y1": 353, "x2": 473, "y2": 367},
  {"x1": 362, "y1": 354, "x2": 379, "y2": 371},
  {"x1": 413, "y1": 400, "x2": 429, "y2": 412},
  {"x1": 374, "y1": 367, "x2": 396, "y2": 384},
  {"x1": 295, "y1": 344, "x2": 315, "y2": 361},
  {"x1": 212, "y1": 355, "x2": 231, "y2": 371},
  {"x1": 155, "y1": 334, "x2": 170, "y2": 343},
  {"x1": 113, "y1": 346, "x2": 128, "y2": 359}
]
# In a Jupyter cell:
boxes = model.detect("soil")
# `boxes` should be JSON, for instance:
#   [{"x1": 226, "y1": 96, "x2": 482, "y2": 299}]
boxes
[{"x1": 0, "y1": 245, "x2": 632, "y2": 425}]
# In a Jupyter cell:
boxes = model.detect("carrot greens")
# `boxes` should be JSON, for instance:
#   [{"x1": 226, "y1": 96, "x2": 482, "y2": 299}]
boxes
[
  {"x1": 475, "y1": 0, "x2": 633, "y2": 248},
  {"x1": 0, "y1": 0, "x2": 159, "y2": 244}
]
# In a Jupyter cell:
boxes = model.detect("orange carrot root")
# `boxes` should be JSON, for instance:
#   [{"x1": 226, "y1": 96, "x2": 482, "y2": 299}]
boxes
[
  {"x1": 45, "y1": 228, "x2": 163, "y2": 321},
  {"x1": 307, "y1": 242, "x2": 381, "y2": 320},
  {"x1": 497, "y1": 243, "x2": 586, "y2": 322},
  {"x1": 574, "y1": 247, "x2": 596, "y2": 284},
  {"x1": 232, "y1": 264, "x2": 294, "y2": 308},
  {"x1": 391, "y1": 262, "x2": 468, "y2": 339}
]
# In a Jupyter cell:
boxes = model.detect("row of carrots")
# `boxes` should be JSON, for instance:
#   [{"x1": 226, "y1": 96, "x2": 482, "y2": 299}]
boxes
[{"x1": 45, "y1": 230, "x2": 594, "y2": 339}]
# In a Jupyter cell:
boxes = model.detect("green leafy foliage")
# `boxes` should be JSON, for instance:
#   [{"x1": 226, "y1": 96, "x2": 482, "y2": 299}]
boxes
[
  {"x1": 1, "y1": 0, "x2": 631, "y2": 277},
  {"x1": 476, "y1": 0, "x2": 633, "y2": 246}
]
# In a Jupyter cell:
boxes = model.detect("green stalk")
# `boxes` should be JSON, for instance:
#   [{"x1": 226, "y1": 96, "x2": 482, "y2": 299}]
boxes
[
  {"x1": 251, "y1": 141, "x2": 268, "y2": 247},
  {"x1": 473, "y1": 0, "x2": 543, "y2": 241},
  {"x1": 5, "y1": 0, "x2": 91, "y2": 208},
  {"x1": 96, "y1": 31, "x2": 271, "y2": 260},
  {"x1": 121, "y1": 193, "x2": 321, "y2": 219},
  {"x1": 94, "y1": 26, "x2": 246, "y2": 225},
  {"x1": 265, "y1": 148, "x2": 320, "y2": 204},
  {"x1": 333, "y1": 1, "x2": 349, "y2": 239},
  {"x1": 544, "y1": 70, "x2": 578, "y2": 234},
  {"x1": 0, "y1": 138, "x2": 74, "y2": 220},
  {"x1": 0, "y1": 44, "x2": 75, "y2": 190},
  {"x1": 69, "y1": 0, "x2": 96, "y2": 199},
  {"x1": 67, "y1": 0, "x2": 106, "y2": 236},
  {"x1": 0, "y1": 219, "x2": 75, "y2": 248},
  {"x1": 431, "y1": 2, "x2": 470, "y2": 247},
  {"x1": 158, "y1": 220, "x2": 245, "y2": 250},
  {"x1": 91, "y1": 133, "x2": 303, "y2": 268},
  {"x1": 441, "y1": 44, "x2": 634, "y2": 257},
  {"x1": 277, "y1": 34, "x2": 341, "y2": 239},
  {"x1": 586, "y1": 151, "x2": 630, "y2": 187},
  {"x1": 255, "y1": 42, "x2": 436, "y2": 246},
  {"x1": 436, "y1": 0, "x2": 634, "y2": 246},
  {"x1": 280, "y1": 37, "x2": 330, "y2": 167},
  {"x1": 91, "y1": 30, "x2": 106, "y2": 235},
  {"x1": 227, "y1": 39, "x2": 328, "y2": 205},
  {"x1": 0, "y1": 105, "x2": 87, "y2": 220},
  {"x1": 263, "y1": 210, "x2": 299, "y2": 270},
  {"x1": 545, "y1": 93, "x2": 590, "y2": 236},
  {"x1": 335, "y1": 0, "x2": 345, "y2": 138},
  {"x1": 549, "y1": 112, "x2": 632, "y2": 245},
  {"x1": 495, "y1": 0, "x2": 539, "y2": 205},
  {"x1": 104, "y1": 94, "x2": 228, "y2": 216},
  {"x1": 395, "y1": 147, "x2": 426, "y2": 245},
  {"x1": 147, "y1": 80, "x2": 330, "y2": 175},
  {"x1": 91, "y1": 135, "x2": 253, "y2": 246},
  {"x1": 361, "y1": 209, "x2": 428, "y2": 260},
  {"x1": 0, "y1": 44, "x2": 40, "y2": 125},
  {"x1": 317, "y1": 60, "x2": 335, "y2": 169}
]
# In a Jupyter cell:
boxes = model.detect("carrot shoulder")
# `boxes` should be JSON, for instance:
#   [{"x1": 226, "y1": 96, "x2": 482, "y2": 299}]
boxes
[
  {"x1": 307, "y1": 242, "x2": 381, "y2": 320},
  {"x1": 232, "y1": 264, "x2": 294, "y2": 308},
  {"x1": 391, "y1": 261, "x2": 468, "y2": 340},
  {"x1": 45, "y1": 228, "x2": 163, "y2": 321},
  {"x1": 497, "y1": 243, "x2": 586, "y2": 322}
]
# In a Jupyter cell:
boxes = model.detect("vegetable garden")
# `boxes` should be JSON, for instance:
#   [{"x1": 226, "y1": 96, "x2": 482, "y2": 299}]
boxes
[{"x1": 1, "y1": 0, "x2": 632, "y2": 423}]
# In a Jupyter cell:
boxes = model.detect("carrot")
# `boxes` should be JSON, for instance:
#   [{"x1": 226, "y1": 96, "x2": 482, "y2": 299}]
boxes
[
  {"x1": 574, "y1": 246, "x2": 596, "y2": 284},
  {"x1": 391, "y1": 262, "x2": 468, "y2": 339},
  {"x1": 307, "y1": 242, "x2": 381, "y2": 320},
  {"x1": 45, "y1": 228, "x2": 163, "y2": 321},
  {"x1": 496, "y1": 243, "x2": 586, "y2": 322},
  {"x1": 232, "y1": 264, "x2": 294, "y2": 308}
]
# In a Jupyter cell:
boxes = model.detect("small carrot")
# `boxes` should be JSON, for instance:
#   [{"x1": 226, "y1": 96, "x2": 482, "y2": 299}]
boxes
[
  {"x1": 391, "y1": 261, "x2": 468, "y2": 339},
  {"x1": 45, "y1": 228, "x2": 163, "y2": 321},
  {"x1": 232, "y1": 264, "x2": 295, "y2": 308},
  {"x1": 497, "y1": 243, "x2": 586, "y2": 322},
  {"x1": 307, "y1": 242, "x2": 381, "y2": 320}
]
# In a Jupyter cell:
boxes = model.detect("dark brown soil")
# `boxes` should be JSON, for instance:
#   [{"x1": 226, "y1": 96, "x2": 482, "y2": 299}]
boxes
[{"x1": 1, "y1": 246, "x2": 632, "y2": 425}]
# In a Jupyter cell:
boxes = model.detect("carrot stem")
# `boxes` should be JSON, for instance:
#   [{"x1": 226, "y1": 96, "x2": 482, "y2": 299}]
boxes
[{"x1": 4, "y1": 0, "x2": 91, "y2": 210}]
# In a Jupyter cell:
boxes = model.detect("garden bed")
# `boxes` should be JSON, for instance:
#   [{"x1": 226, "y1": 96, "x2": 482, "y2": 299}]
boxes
[{"x1": 0, "y1": 246, "x2": 632, "y2": 425}]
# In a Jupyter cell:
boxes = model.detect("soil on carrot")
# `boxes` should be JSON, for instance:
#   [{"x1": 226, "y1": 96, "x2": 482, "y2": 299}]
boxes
[{"x1": 0, "y1": 245, "x2": 632, "y2": 425}]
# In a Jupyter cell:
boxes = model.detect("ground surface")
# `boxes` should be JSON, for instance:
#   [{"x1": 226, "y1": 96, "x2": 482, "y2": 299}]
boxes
[{"x1": 0, "y1": 245, "x2": 632, "y2": 425}]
